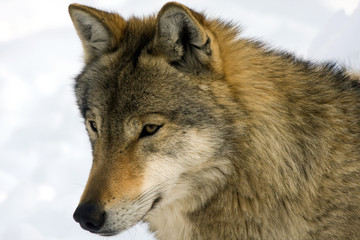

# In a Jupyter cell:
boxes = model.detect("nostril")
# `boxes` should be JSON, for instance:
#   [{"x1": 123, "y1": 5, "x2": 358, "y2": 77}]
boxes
[
  {"x1": 73, "y1": 204, "x2": 105, "y2": 233},
  {"x1": 86, "y1": 221, "x2": 97, "y2": 229},
  {"x1": 84, "y1": 211, "x2": 105, "y2": 230}
]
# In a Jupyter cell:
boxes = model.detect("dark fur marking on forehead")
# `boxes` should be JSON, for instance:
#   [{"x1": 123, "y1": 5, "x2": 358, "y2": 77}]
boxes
[
  {"x1": 131, "y1": 41, "x2": 147, "y2": 69},
  {"x1": 120, "y1": 18, "x2": 156, "y2": 69}
]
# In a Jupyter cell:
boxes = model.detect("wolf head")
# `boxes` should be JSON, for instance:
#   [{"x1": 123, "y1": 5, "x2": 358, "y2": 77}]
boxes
[{"x1": 69, "y1": 2, "x2": 239, "y2": 236}]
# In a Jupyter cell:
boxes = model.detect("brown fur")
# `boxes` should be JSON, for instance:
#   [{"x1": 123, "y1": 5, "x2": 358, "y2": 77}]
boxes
[{"x1": 69, "y1": 2, "x2": 360, "y2": 239}]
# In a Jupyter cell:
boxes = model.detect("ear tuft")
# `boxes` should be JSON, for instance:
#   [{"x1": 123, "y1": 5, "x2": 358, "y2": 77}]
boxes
[
  {"x1": 154, "y1": 2, "x2": 213, "y2": 73},
  {"x1": 68, "y1": 4, "x2": 126, "y2": 63}
]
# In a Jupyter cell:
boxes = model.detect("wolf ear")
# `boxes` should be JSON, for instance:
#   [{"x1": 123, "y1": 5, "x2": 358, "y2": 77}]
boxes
[
  {"x1": 68, "y1": 4, "x2": 126, "y2": 63},
  {"x1": 154, "y1": 2, "x2": 214, "y2": 73}
]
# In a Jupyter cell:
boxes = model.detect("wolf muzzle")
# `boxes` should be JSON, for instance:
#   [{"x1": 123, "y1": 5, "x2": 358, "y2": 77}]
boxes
[{"x1": 73, "y1": 204, "x2": 105, "y2": 233}]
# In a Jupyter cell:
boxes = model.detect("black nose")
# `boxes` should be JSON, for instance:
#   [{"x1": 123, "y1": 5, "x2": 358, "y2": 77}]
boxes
[{"x1": 73, "y1": 204, "x2": 105, "y2": 233}]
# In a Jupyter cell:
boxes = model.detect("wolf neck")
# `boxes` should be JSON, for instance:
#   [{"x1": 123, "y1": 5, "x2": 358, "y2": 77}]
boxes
[{"x1": 147, "y1": 183, "x2": 308, "y2": 240}]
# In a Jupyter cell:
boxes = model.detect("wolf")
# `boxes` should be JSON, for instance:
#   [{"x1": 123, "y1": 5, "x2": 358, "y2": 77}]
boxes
[{"x1": 68, "y1": 2, "x2": 360, "y2": 239}]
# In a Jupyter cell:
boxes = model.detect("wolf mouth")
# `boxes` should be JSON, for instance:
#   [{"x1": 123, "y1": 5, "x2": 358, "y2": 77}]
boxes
[
  {"x1": 140, "y1": 195, "x2": 162, "y2": 222},
  {"x1": 97, "y1": 195, "x2": 162, "y2": 236},
  {"x1": 98, "y1": 231, "x2": 118, "y2": 237},
  {"x1": 150, "y1": 196, "x2": 162, "y2": 211}
]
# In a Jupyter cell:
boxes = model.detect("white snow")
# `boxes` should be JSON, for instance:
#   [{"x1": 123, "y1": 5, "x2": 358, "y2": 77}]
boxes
[{"x1": 1, "y1": 0, "x2": 359, "y2": 240}]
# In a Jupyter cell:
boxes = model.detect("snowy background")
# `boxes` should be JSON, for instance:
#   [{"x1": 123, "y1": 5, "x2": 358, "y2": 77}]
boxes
[{"x1": 1, "y1": 0, "x2": 359, "y2": 239}]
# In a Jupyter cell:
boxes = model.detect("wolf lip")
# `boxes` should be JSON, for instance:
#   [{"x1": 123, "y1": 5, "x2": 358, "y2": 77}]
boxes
[
  {"x1": 97, "y1": 230, "x2": 118, "y2": 237},
  {"x1": 141, "y1": 195, "x2": 162, "y2": 221},
  {"x1": 150, "y1": 196, "x2": 162, "y2": 211}
]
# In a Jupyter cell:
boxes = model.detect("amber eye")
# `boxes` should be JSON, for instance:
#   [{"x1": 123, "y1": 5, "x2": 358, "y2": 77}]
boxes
[
  {"x1": 140, "y1": 124, "x2": 162, "y2": 138},
  {"x1": 88, "y1": 120, "x2": 97, "y2": 133}
]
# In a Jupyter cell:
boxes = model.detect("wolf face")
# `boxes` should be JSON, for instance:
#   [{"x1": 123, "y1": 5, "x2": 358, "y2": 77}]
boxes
[{"x1": 69, "y1": 2, "x2": 236, "y2": 236}]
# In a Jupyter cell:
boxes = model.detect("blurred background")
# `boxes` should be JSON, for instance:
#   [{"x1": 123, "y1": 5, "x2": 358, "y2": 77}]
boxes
[{"x1": 1, "y1": 0, "x2": 359, "y2": 239}]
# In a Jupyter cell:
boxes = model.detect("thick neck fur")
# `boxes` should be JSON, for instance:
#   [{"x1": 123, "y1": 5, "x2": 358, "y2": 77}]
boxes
[{"x1": 147, "y1": 179, "x2": 309, "y2": 240}]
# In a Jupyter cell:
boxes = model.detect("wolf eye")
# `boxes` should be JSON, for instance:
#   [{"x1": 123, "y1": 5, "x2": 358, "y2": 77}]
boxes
[
  {"x1": 139, "y1": 124, "x2": 162, "y2": 138},
  {"x1": 88, "y1": 120, "x2": 97, "y2": 133}
]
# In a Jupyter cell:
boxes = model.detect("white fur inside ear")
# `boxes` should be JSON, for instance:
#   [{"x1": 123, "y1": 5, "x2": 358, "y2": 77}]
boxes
[{"x1": 70, "y1": 9, "x2": 111, "y2": 58}]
